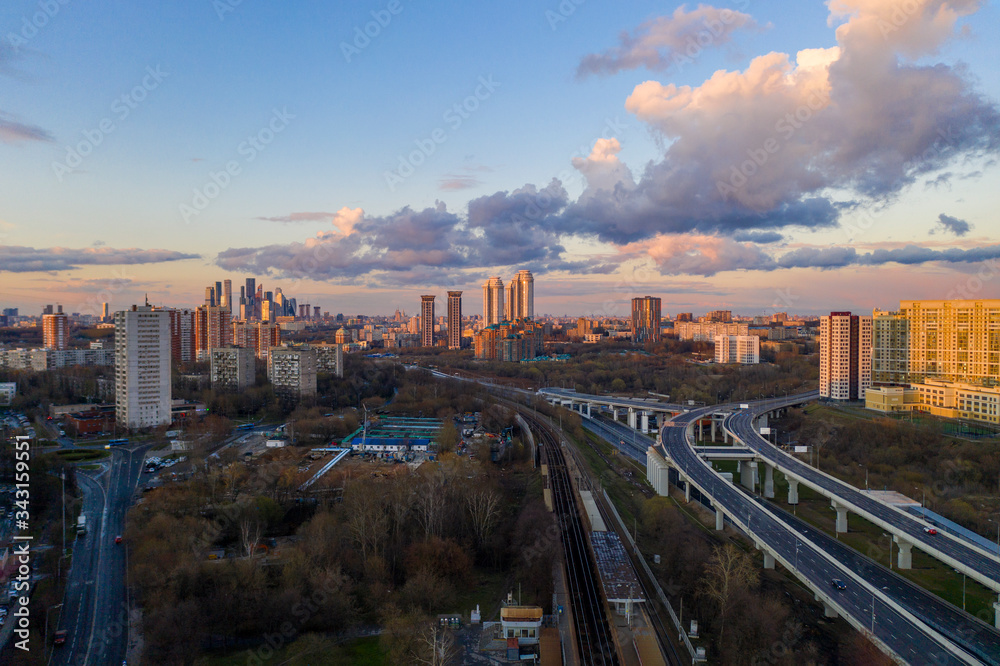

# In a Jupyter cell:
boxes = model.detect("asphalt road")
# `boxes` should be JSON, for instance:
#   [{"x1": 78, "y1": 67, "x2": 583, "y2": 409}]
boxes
[
  {"x1": 661, "y1": 402, "x2": 977, "y2": 665},
  {"x1": 51, "y1": 443, "x2": 149, "y2": 666},
  {"x1": 725, "y1": 404, "x2": 1000, "y2": 592}
]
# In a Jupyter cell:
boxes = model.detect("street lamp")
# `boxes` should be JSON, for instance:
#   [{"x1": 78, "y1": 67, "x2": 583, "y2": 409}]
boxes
[{"x1": 857, "y1": 463, "x2": 868, "y2": 490}]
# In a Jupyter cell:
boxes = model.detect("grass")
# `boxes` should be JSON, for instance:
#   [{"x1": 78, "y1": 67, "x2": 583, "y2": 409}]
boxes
[
  {"x1": 197, "y1": 634, "x2": 386, "y2": 666},
  {"x1": 454, "y1": 568, "x2": 507, "y2": 622},
  {"x1": 51, "y1": 449, "x2": 110, "y2": 462}
]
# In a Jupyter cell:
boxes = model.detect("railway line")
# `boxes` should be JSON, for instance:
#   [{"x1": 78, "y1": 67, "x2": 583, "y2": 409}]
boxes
[{"x1": 525, "y1": 411, "x2": 622, "y2": 666}]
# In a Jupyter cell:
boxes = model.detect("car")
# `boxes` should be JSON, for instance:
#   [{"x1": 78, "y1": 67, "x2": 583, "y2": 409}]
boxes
[
  {"x1": 830, "y1": 578, "x2": 847, "y2": 590},
  {"x1": 923, "y1": 527, "x2": 937, "y2": 535},
  {"x1": 53, "y1": 629, "x2": 67, "y2": 646},
  {"x1": 114, "y1": 535, "x2": 123, "y2": 544}
]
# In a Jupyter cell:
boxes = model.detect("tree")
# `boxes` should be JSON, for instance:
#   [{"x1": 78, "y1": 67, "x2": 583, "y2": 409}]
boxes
[
  {"x1": 414, "y1": 621, "x2": 459, "y2": 666},
  {"x1": 699, "y1": 544, "x2": 760, "y2": 646},
  {"x1": 465, "y1": 488, "x2": 501, "y2": 551}
]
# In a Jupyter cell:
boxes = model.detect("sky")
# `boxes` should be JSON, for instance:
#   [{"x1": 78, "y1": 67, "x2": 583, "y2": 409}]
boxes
[{"x1": 1, "y1": 0, "x2": 999, "y2": 319}]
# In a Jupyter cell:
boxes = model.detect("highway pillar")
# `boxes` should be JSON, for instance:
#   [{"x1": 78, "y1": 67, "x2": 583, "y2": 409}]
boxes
[
  {"x1": 715, "y1": 507, "x2": 724, "y2": 531},
  {"x1": 584, "y1": 403, "x2": 591, "y2": 418},
  {"x1": 740, "y1": 461, "x2": 757, "y2": 492},
  {"x1": 723, "y1": 427, "x2": 729, "y2": 444},
  {"x1": 823, "y1": 603, "x2": 838, "y2": 619},
  {"x1": 994, "y1": 598, "x2": 1000, "y2": 630},
  {"x1": 762, "y1": 551, "x2": 775, "y2": 569},
  {"x1": 711, "y1": 417, "x2": 717, "y2": 443},
  {"x1": 628, "y1": 408, "x2": 637, "y2": 429},
  {"x1": 763, "y1": 463, "x2": 775, "y2": 499},
  {"x1": 759, "y1": 412, "x2": 768, "y2": 428},
  {"x1": 641, "y1": 412, "x2": 650, "y2": 434},
  {"x1": 894, "y1": 536, "x2": 913, "y2": 569},
  {"x1": 612, "y1": 408, "x2": 619, "y2": 422},
  {"x1": 697, "y1": 419, "x2": 703, "y2": 441},
  {"x1": 831, "y1": 500, "x2": 849, "y2": 533},
  {"x1": 787, "y1": 478, "x2": 799, "y2": 505},
  {"x1": 684, "y1": 476, "x2": 692, "y2": 503}
]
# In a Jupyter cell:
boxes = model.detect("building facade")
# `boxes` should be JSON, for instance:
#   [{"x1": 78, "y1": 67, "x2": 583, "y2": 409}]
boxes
[
  {"x1": 42, "y1": 308, "x2": 69, "y2": 350},
  {"x1": 714, "y1": 335, "x2": 760, "y2": 364},
  {"x1": 313, "y1": 342, "x2": 344, "y2": 378},
  {"x1": 631, "y1": 296, "x2": 662, "y2": 344},
  {"x1": 674, "y1": 321, "x2": 749, "y2": 341},
  {"x1": 447, "y1": 291, "x2": 462, "y2": 350},
  {"x1": 420, "y1": 295, "x2": 435, "y2": 347},
  {"x1": 210, "y1": 346, "x2": 256, "y2": 391},
  {"x1": 267, "y1": 344, "x2": 317, "y2": 400},
  {"x1": 474, "y1": 320, "x2": 544, "y2": 362},
  {"x1": 819, "y1": 312, "x2": 872, "y2": 401},
  {"x1": 483, "y1": 277, "x2": 504, "y2": 326},
  {"x1": 114, "y1": 306, "x2": 172, "y2": 429}
]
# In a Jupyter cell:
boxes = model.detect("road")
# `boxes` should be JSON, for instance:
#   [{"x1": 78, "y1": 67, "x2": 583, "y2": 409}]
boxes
[
  {"x1": 51, "y1": 443, "x2": 149, "y2": 666},
  {"x1": 725, "y1": 403, "x2": 1000, "y2": 593},
  {"x1": 661, "y1": 400, "x2": 979, "y2": 665}
]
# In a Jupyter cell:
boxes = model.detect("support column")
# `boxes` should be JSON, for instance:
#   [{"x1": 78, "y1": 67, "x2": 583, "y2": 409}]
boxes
[
  {"x1": 832, "y1": 500, "x2": 849, "y2": 533},
  {"x1": 711, "y1": 417, "x2": 717, "y2": 443},
  {"x1": 723, "y1": 427, "x2": 729, "y2": 444},
  {"x1": 612, "y1": 408, "x2": 619, "y2": 422},
  {"x1": 584, "y1": 403, "x2": 591, "y2": 418},
  {"x1": 763, "y1": 463, "x2": 775, "y2": 499},
  {"x1": 684, "y1": 477, "x2": 691, "y2": 503},
  {"x1": 787, "y1": 478, "x2": 799, "y2": 505},
  {"x1": 894, "y1": 536, "x2": 913, "y2": 569},
  {"x1": 628, "y1": 408, "x2": 637, "y2": 429},
  {"x1": 994, "y1": 597, "x2": 1000, "y2": 630},
  {"x1": 641, "y1": 412, "x2": 649, "y2": 434},
  {"x1": 823, "y1": 603, "x2": 839, "y2": 619},
  {"x1": 715, "y1": 507, "x2": 724, "y2": 531},
  {"x1": 762, "y1": 552, "x2": 775, "y2": 569},
  {"x1": 758, "y1": 412, "x2": 769, "y2": 428},
  {"x1": 740, "y1": 461, "x2": 757, "y2": 492}
]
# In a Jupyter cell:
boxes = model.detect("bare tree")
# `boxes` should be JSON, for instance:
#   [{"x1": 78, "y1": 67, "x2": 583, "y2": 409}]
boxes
[
  {"x1": 414, "y1": 621, "x2": 459, "y2": 666},
  {"x1": 346, "y1": 481, "x2": 389, "y2": 563},
  {"x1": 416, "y1": 472, "x2": 447, "y2": 540},
  {"x1": 465, "y1": 488, "x2": 501, "y2": 550},
  {"x1": 239, "y1": 515, "x2": 262, "y2": 559},
  {"x1": 699, "y1": 543, "x2": 760, "y2": 645}
]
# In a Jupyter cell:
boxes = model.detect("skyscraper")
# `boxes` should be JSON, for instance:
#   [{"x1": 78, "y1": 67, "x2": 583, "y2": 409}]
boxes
[
  {"x1": 101, "y1": 302, "x2": 110, "y2": 323},
  {"x1": 43, "y1": 306, "x2": 69, "y2": 350},
  {"x1": 631, "y1": 296, "x2": 662, "y2": 344},
  {"x1": 515, "y1": 269, "x2": 534, "y2": 320},
  {"x1": 115, "y1": 305, "x2": 171, "y2": 428},
  {"x1": 820, "y1": 312, "x2": 872, "y2": 401},
  {"x1": 245, "y1": 277, "x2": 256, "y2": 319},
  {"x1": 483, "y1": 277, "x2": 504, "y2": 326},
  {"x1": 447, "y1": 291, "x2": 462, "y2": 350},
  {"x1": 222, "y1": 279, "x2": 232, "y2": 310},
  {"x1": 504, "y1": 281, "x2": 516, "y2": 322},
  {"x1": 420, "y1": 295, "x2": 436, "y2": 347},
  {"x1": 166, "y1": 308, "x2": 195, "y2": 363}
]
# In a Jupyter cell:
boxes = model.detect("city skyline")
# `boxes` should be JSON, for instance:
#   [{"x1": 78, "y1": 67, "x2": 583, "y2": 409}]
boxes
[{"x1": 1, "y1": 1, "x2": 999, "y2": 317}]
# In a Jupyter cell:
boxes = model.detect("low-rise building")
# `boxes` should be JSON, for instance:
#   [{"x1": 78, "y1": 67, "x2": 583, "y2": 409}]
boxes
[
  {"x1": 865, "y1": 379, "x2": 1000, "y2": 424},
  {"x1": 0, "y1": 383, "x2": 15, "y2": 406}
]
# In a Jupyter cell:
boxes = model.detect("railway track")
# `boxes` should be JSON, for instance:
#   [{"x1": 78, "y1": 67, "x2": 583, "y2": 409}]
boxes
[{"x1": 525, "y1": 412, "x2": 621, "y2": 666}]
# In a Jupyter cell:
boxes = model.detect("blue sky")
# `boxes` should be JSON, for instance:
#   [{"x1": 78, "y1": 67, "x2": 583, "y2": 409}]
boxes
[{"x1": 2, "y1": 0, "x2": 999, "y2": 318}]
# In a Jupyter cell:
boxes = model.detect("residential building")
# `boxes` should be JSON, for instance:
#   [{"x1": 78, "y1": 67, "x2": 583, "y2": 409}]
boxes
[
  {"x1": 483, "y1": 277, "x2": 504, "y2": 326},
  {"x1": 166, "y1": 308, "x2": 195, "y2": 364},
  {"x1": 631, "y1": 296, "x2": 662, "y2": 344},
  {"x1": 675, "y1": 312, "x2": 693, "y2": 322},
  {"x1": 866, "y1": 379, "x2": 1000, "y2": 424},
  {"x1": 232, "y1": 320, "x2": 281, "y2": 360},
  {"x1": 268, "y1": 344, "x2": 317, "y2": 400},
  {"x1": 195, "y1": 301, "x2": 233, "y2": 361},
  {"x1": 819, "y1": 311, "x2": 872, "y2": 401},
  {"x1": 313, "y1": 342, "x2": 344, "y2": 378},
  {"x1": 0, "y1": 383, "x2": 14, "y2": 406},
  {"x1": 714, "y1": 335, "x2": 760, "y2": 364},
  {"x1": 706, "y1": 310, "x2": 732, "y2": 323},
  {"x1": 474, "y1": 319, "x2": 544, "y2": 361},
  {"x1": 447, "y1": 291, "x2": 462, "y2": 350},
  {"x1": 42, "y1": 306, "x2": 68, "y2": 350},
  {"x1": 674, "y1": 321, "x2": 749, "y2": 341},
  {"x1": 211, "y1": 346, "x2": 256, "y2": 391},
  {"x1": 420, "y1": 295, "x2": 435, "y2": 347},
  {"x1": 115, "y1": 305, "x2": 172, "y2": 429},
  {"x1": 506, "y1": 270, "x2": 535, "y2": 321},
  {"x1": 873, "y1": 300, "x2": 1000, "y2": 386}
]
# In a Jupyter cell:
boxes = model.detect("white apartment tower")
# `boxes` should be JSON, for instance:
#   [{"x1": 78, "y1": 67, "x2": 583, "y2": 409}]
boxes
[
  {"x1": 483, "y1": 277, "x2": 504, "y2": 326},
  {"x1": 714, "y1": 335, "x2": 760, "y2": 364},
  {"x1": 820, "y1": 312, "x2": 872, "y2": 401},
  {"x1": 115, "y1": 305, "x2": 171, "y2": 428}
]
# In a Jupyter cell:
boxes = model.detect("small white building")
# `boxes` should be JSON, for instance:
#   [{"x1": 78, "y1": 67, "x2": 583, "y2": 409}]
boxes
[
  {"x1": 499, "y1": 606, "x2": 543, "y2": 646},
  {"x1": 0, "y1": 383, "x2": 15, "y2": 406}
]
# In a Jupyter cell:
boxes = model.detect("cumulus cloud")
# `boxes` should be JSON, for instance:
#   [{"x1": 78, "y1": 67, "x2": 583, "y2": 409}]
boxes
[
  {"x1": 0, "y1": 246, "x2": 199, "y2": 273},
  {"x1": 932, "y1": 213, "x2": 972, "y2": 235},
  {"x1": 577, "y1": 4, "x2": 760, "y2": 79},
  {"x1": 216, "y1": 0, "x2": 999, "y2": 284}
]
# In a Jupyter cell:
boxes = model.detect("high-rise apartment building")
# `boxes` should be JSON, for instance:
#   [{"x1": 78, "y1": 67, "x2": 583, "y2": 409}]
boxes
[
  {"x1": 195, "y1": 304, "x2": 233, "y2": 361},
  {"x1": 222, "y1": 279, "x2": 232, "y2": 310},
  {"x1": 483, "y1": 277, "x2": 504, "y2": 326},
  {"x1": 420, "y1": 295, "x2": 436, "y2": 347},
  {"x1": 873, "y1": 300, "x2": 1000, "y2": 385},
  {"x1": 114, "y1": 305, "x2": 171, "y2": 428},
  {"x1": 474, "y1": 320, "x2": 544, "y2": 361},
  {"x1": 211, "y1": 346, "x2": 256, "y2": 391},
  {"x1": 819, "y1": 312, "x2": 872, "y2": 400},
  {"x1": 714, "y1": 335, "x2": 760, "y2": 364},
  {"x1": 43, "y1": 306, "x2": 68, "y2": 350},
  {"x1": 166, "y1": 308, "x2": 195, "y2": 364},
  {"x1": 505, "y1": 270, "x2": 534, "y2": 321},
  {"x1": 504, "y1": 281, "x2": 516, "y2": 322},
  {"x1": 268, "y1": 344, "x2": 317, "y2": 401},
  {"x1": 233, "y1": 320, "x2": 281, "y2": 360},
  {"x1": 447, "y1": 291, "x2": 462, "y2": 350},
  {"x1": 313, "y1": 342, "x2": 344, "y2": 378},
  {"x1": 101, "y1": 302, "x2": 110, "y2": 323},
  {"x1": 631, "y1": 296, "x2": 661, "y2": 344},
  {"x1": 706, "y1": 310, "x2": 733, "y2": 323}
]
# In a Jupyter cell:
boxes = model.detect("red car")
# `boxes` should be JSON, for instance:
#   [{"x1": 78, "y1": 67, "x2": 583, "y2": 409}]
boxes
[
  {"x1": 54, "y1": 630, "x2": 67, "y2": 646},
  {"x1": 114, "y1": 535, "x2": 123, "y2": 544},
  {"x1": 923, "y1": 527, "x2": 937, "y2": 535}
]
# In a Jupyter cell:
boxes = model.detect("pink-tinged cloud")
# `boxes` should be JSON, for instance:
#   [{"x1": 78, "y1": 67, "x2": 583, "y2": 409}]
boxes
[
  {"x1": 0, "y1": 246, "x2": 199, "y2": 273},
  {"x1": 577, "y1": 4, "x2": 761, "y2": 78}
]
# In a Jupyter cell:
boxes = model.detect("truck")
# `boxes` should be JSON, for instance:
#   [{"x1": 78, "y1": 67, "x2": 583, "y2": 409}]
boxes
[{"x1": 76, "y1": 514, "x2": 86, "y2": 536}]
